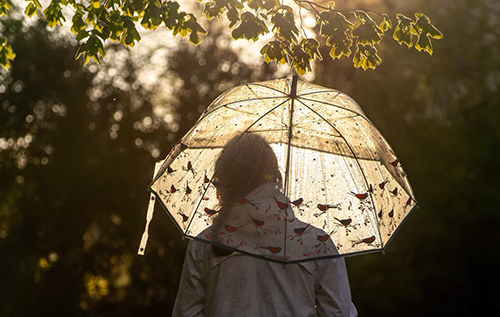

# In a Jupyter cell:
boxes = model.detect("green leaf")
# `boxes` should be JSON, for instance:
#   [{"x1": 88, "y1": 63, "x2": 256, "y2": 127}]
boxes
[
  {"x1": 415, "y1": 32, "x2": 433, "y2": 54},
  {"x1": 352, "y1": 44, "x2": 381, "y2": 70},
  {"x1": 76, "y1": 34, "x2": 105, "y2": 66},
  {"x1": 76, "y1": 29, "x2": 90, "y2": 41},
  {"x1": 141, "y1": 1, "x2": 162, "y2": 30},
  {"x1": 352, "y1": 10, "x2": 383, "y2": 45},
  {"x1": 227, "y1": 6, "x2": 239, "y2": 28},
  {"x1": 203, "y1": 0, "x2": 225, "y2": 19},
  {"x1": 413, "y1": 13, "x2": 443, "y2": 40},
  {"x1": 354, "y1": 10, "x2": 377, "y2": 25},
  {"x1": 319, "y1": 11, "x2": 352, "y2": 38},
  {"x1": 328, "y1": 37, "x2": 352, "y2": 60},
  {"x1": 260, "y1": 40, "x2": 287, "y2": 64},
  {"x1": 24, "y1": 2, "x2": 39, "y2": 18},
  {"x1": 0, "y1": 37, "x2": 16, "y2": 70},
  {"x1": 301, "y1": 38, "x2": 322, "y2": 61},
  {"x1": 43, "y1": 1, "x2": 66, "y2": 28},
  {"x1": 393, "y1": 14, "x2": 414, "y2": 48},
  {"x1": 271, "y1": 5, "x2": 298, "y2": 42},
  {"x1": 353, "y1": 23, "x2": 383, "y2": 45},
  {"x1": 162, "y1": 1, "x2": 183, "y2": 30},
  {"x1": 380, "y1": 13, "x2": 392, "y2": 32},
  {"x1": 290, "y1": 43, "x2": 312, "y2": 75},
  {"x1": 183, "y1": 15, "x2": 206, "y2": 45},
  {"x1": 0, "y1": 0, "x2": 11, "y2": 17},
  {"x1": 410, "y1": 13, "x2": 443, "y2": 55},
  {"x1": 232, "y1": 12, "x2": 268, "y2": 41},
  {"x1": 71, "y1": 10, "x2": 86, "y2": 34},
  {"x1": 243, "y1": 0, "x2": 278, "y2": 11},
  {"x1": 121, "y1": 16, "x2": 141, "y2": 47}
]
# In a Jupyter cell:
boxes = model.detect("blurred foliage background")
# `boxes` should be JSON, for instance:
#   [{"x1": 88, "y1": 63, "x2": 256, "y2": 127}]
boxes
[{"x1": 1, "y1": 0, "x2": 499, "y2": 316}]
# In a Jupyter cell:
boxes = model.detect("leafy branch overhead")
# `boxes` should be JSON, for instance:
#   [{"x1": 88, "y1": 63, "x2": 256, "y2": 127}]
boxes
[{"x1": 0, "y1": 0, "x2": 442, "y2": 73}]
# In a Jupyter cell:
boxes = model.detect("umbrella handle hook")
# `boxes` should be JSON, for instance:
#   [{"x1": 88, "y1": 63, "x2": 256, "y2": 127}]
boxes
[{"x1": 138, "y1": 160, "x2": 164, "y2": 255}]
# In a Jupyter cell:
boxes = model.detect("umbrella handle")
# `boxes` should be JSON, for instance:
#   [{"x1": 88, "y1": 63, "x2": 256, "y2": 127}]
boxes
[{"x1": 137, "y1": 160, "x2": 164, "y2": 255}]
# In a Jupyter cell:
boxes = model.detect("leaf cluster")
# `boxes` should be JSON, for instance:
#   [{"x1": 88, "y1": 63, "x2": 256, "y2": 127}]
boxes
[{"x1": 0, "y1": 0, "x2": 442, "y2": 72}]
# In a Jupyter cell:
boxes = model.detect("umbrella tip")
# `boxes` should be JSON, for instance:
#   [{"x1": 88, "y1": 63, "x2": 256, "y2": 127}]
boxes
[{"x1": 290, "y1": 75, "x2": 298, "y2": 99}]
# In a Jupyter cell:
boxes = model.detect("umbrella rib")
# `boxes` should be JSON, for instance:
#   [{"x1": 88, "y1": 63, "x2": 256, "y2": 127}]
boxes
[
  {"x1": 299, "y1": 96, "x2": 369, "y2": 121},
  {"x1": 239, "y1": 98, "x2": 291, "y2": 135},
  {"x1": 298, "y1": 90, "x2": 342, "y2": 98},
  {"x1": 201, "y1": 96, "x2": 288, "y2": 120},
  {"x1": 248, "y1": 83, "x2": 290, "y2": 96},
  {"x1": 297, "y1": 99, "x2": 383, "y2": 243}
]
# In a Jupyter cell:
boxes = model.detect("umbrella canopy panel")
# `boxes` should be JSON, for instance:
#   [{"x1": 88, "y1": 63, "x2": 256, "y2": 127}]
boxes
[{"x1": 150, "y1": 78, "x2": 417, "y2": 263}]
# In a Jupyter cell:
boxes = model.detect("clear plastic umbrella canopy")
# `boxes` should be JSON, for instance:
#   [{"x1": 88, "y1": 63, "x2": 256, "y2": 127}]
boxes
[{"x1": 141, "y1": 76, "x2": 417, "y2": 264}]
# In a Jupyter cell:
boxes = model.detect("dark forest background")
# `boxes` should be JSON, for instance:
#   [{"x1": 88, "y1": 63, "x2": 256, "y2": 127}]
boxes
[{"x1": 1, "y1": 0, "x2": 499, "y2": 316}]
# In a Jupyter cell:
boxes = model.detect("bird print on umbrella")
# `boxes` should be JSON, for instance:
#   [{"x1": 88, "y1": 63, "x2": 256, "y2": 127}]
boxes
[
  {"x1": 313, "y1": 202, "x2": 341, "y2": 217},
  {"x1": 351, "y1": 235, "x2": 377, "y2": 248},
  {"x1": 289, "y1": 223, "x2": 311, "y2": 244},
  {"x1": 247, "y1": 213, "x2": 272, "y2": 235}
]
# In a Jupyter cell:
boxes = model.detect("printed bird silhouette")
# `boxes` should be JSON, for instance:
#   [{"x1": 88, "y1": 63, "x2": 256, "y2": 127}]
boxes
[
  {"x1": 170, "y1": 185, "x2": 177, "y2": 193},
  {"x1": 248, "y1": 213, "x2": 265, "y2": 227},
  {"x1": 204, "y1": 207, "x2": 219, "y2": 216},
  {"x1": 274, "y1": 197, "x2": 288, "y2": 210},
  {"x1": 317, "y1": 234, "x2": 330, "y2": 242},
  {"x1": 186, "y1": 184, "x2": 192, "y2": 194},
  {"x1": 167, "y1": 166, "x2": 175, "y2": 174},
  {"x1": 204, "y1": 174, "x2": 210, "y2": 183},
  {"x1": 390, "y1": 187, "x2": 398, "y2": 196},
  {"x1": 388, "y1": 209, "x2": 394, "y2": 218},
  {"x1": 316, "y1": 202, "x2": 341, "y2": 211},
  {"x1": 238, "y1": 197, "x2": 256, "y2": 206},
  {"x1": 351, "y1": 192, "x2": 368, "y2": 200},
  {"x1": 293, "y1": 223, "x2": 310, "y2": 235},
  {"x1": 390, "y1": 159, "x2": 399, "y2": 167},
  {"x1": 334, "y1": 217, "x2": 352, "y2": 226},
  {"x1": 405, "y1": 197, "x2": 412, "y2": 208},
  {"x1": 355, "y1": 236, "x2": 376, "y2": 244},
  {"x1": 224, "y1": 224, "x2": 242, "y2": 232},
  {"x1": 317, "y1": 230, "x2": 335, "y2": 242},
  {"x1": 379, "y1": 180, "x2": 389, "y2": 189},
  {"x1": 291, "y1": 198, "x2": 303, "y2": 206},
  {"x1": 178, "y1": 212, "x2": 188, "y2": 222},
  {"x1": 259, "y1": 245, "x2": 282, "y2": 253},
  {"x1": 182, "y1": 161, "x2": 196, "y2": 174}
]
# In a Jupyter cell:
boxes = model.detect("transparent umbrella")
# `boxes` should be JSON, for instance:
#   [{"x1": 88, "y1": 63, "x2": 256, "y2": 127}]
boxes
[{"x1": 138, "y1": 76, "x2": 417, "y2": 264}]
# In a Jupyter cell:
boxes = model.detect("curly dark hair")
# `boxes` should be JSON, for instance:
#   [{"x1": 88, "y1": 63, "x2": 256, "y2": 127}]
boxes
[
  {"x1": 214, "y1": 133, "x2": 282, "y2": 211},
  {"x1": 211, "y1": 133, "x2": 282, "y2": 256}
]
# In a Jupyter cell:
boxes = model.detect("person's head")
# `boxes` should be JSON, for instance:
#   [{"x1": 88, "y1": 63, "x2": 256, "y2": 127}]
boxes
[{"x1": 214, "y1": 133, "x2": 282, "y2": 209}]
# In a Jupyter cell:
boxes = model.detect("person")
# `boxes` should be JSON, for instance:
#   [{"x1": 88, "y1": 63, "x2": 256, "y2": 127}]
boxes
[{"x1": 172, "y1": 133, "x2": 357, "y2": 317}]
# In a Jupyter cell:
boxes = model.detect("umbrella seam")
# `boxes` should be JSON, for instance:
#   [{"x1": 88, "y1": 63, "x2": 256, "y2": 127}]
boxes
[{"x1": 187, "y1": 234, "x2": 387, "y2": 264}]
